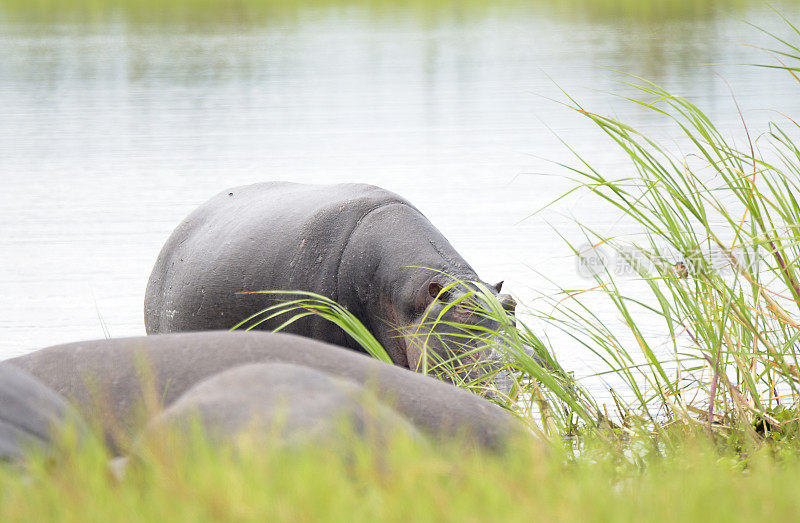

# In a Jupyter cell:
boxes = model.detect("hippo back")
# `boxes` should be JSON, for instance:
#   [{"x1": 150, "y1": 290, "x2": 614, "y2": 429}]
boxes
[
  {"x1": 143, "y1": 362, "x2": 423, "y2": 447},
  {"x1": 0, "y1": 362, "x2": 85, "y2": 461},
  {"x1": 144, "y1": 182, "x2": 413, "y2": 345},
  {"x1": 10, "y1": 332, "x2": 523, "y2": 452}
]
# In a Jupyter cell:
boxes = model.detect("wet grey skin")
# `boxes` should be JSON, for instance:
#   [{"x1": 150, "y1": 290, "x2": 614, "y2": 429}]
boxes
[
  {"x1": 0, "y1": 362, "x2": 86, "y2": 462},
  {"x1": 143, "y1": 182, "x2": 518, "y2": 388},
  {"x1": 143, "y1": 362, "x2": 423, "y2": 448},
  {"x1": 10, "y1": 332, "x2": 526, "y2": 453}
]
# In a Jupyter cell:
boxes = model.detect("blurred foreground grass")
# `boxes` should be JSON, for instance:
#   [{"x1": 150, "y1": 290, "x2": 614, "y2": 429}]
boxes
[{"x1": 3, "y1": 426, "x2": 800, "y2": 522}]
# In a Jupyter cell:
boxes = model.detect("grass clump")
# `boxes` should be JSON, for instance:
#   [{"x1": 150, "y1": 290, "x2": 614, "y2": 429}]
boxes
[{"x1": 536, "y1": 13, "x2": 800, "y2": 452}]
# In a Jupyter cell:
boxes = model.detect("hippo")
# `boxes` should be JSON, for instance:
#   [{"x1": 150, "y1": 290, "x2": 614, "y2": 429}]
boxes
[
  {"x1": 144, "y1": 182, "x2": 518, "y2": 386},
  {"x1": 10, "y1": 332, "x2": 525, "y2": 452},
  {"x1": 143, "y1": 363, "x2": 422, "y2": 448},
  {"x1": 0, "y1": 362, "x2": 86, "y2": 461}
]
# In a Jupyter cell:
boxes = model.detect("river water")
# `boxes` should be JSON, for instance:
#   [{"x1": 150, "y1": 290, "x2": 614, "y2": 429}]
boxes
[{"x1": 2, "y1": 0, "x2": 800, "y2": 399}]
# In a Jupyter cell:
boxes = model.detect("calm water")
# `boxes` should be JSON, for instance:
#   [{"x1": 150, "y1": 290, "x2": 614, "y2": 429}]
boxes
[{"x1": 2, "y1": 1, "x2": 799, "y2": 396}]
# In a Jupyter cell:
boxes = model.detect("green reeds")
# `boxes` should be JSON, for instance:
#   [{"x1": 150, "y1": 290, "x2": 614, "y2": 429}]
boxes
[
  {"x1": 536, "y1": 13, "x2": 800, "y2": 447},
  {"x1": 231, "y1": 278, "x2": 597, "y2": 438},
  {"x1": 232, "y1": 290, "x2": 394, "y2": 365}
]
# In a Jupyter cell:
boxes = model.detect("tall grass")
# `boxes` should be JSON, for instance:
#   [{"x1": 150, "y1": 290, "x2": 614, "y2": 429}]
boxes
[{"x1": 523, "y1": 13, "x2": 800, "y2": 451}]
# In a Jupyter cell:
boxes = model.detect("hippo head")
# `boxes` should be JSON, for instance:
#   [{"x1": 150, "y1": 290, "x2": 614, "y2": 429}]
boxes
[{"x1": 398, "y1": 278, "x2": 519, "y2": 394}]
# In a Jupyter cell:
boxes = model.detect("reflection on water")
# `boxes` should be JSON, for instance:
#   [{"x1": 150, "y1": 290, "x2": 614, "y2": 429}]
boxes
[{"x1": 1, "y1": 0, "x2": 799, "y2": 398}]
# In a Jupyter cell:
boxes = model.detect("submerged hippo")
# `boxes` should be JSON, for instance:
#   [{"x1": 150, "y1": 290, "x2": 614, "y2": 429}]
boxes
[
  {"x1": 143, "y1": 362, "x2": 422, "y2": 448},
  {"x1": 0, "y1": 362, "x2": 86, "y2": 461},
  {"x1": 10, "y1": 332, "x2": 524, "y2": 452},
  {"x1": 144, "y1": 182, "x2": 518, "y2": 385}
]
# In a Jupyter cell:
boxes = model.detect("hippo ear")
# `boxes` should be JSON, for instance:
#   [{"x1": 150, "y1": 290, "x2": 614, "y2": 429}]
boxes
[
  {"x1": 428, "y1": 281, "x2": 444, "y2": 299},
  {"x1": 494, "y1": 281, "x2": 504, "y2": 293}
]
